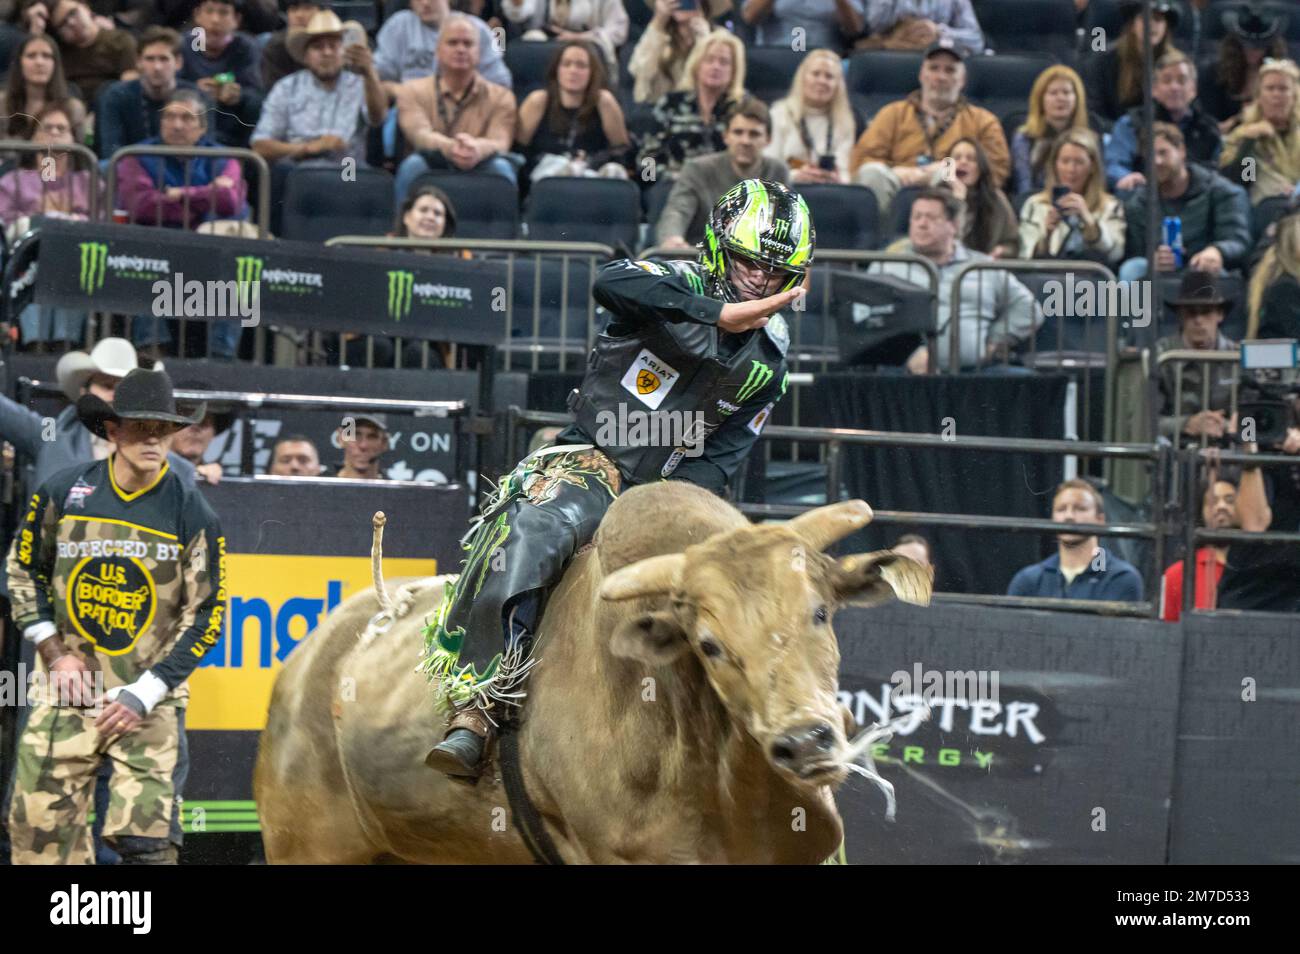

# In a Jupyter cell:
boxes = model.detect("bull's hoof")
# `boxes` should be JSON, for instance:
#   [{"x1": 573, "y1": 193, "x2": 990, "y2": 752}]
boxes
[{"x1": 425, "y1": 729, "x2": 486, "y2": 778}]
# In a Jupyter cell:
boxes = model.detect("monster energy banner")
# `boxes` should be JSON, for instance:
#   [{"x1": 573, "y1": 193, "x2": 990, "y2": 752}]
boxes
[{"x1": 33, "y1": 219, "x2": 508, "y2": 344}]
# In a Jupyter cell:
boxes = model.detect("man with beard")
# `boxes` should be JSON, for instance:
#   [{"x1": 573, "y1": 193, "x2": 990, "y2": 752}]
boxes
[
  {"x1": 1119, "y1": 122, "x2": 1251, "y2": 281},
  {"x1": 251, "y1": 9, "x2": 386, "y2": 164},
  {"x1": 1007, "y1": 478, "x2": 1144, "y2": 601},
  {"x1": 1161, "y1": 473, "x2": 1238, "y2": 620}
]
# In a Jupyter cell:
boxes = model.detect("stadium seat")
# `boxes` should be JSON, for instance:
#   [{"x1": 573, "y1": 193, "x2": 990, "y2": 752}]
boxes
[
  {"x1": 0, "y1": 21, "x2": 22, "y2": 77},
  {"x1": 1203, "y1": 2, "x2": 1300, "y2": 45},
  {"x1": 1253, "y1": 194, "x2": 1293, "y2": 244},
  {"x1": 505, "y1": 40, "x2": 563, "y2": 97},
  {"x1": 409, "y1": 171, "x2": 519, "y2": 239},
  {"x1": 642, "y1": 176, "x2": 674, "y2": 224},
  {"x1": 972, "y1": 0, "x2": 1080, "y2": 62},
  {"x1": 846, "y1": 51, "x2": 925, "y2": 116},
  {"x1": 330, "y1": 0, "x2": 378, "y2": 34},
  {"x1": 745, "y1": 47, "x2": 806, "y2": 103},
  {"x1": 279, "y1": 160, "x2": 396, "y2": 241},
  {"x1": 964, "y1": 53, "x2": 1058, "y2": 122},
  {"x1": 525, "y1": 176, "x2": 641, "y2": 251},
  {"x1": 797, "y1": 184, "x2": 880, "y2": 251},
  {"x1": 888, "y1": 186, "x2": 925, "y2": 240}
]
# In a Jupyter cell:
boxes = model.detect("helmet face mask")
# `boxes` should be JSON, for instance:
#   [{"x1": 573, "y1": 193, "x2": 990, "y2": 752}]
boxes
[{"x1": 702, "y1": 179, "x2": 814, "y2": 304}]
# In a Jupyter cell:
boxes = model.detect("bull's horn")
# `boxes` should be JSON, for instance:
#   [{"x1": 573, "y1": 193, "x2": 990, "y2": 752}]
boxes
[
  {"x1": 786, "y1": 499, "x2": 874, "y2": 552},
  {"x1": 600, "y1": 553, "x2": 686, "y2": 602}
]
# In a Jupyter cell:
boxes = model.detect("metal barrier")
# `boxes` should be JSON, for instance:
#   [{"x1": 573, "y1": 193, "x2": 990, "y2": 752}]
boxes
[
  {"x1": 947, "y1": 259, "x2": 1121, "y2": 444},
  {"x1": 325, "y1": 235, "x2": 616, "y2": 373},
  {"x1": 0, "y1": 140, "x2": 102, "y2": 221},
  {"x1": 99, "y1": 146, "x2": 271, "y2": 360},
  {"x1": 1155, "y1": 349, "x2": 1241, "y2": 449},
  {"x1": 19, "y1": 378, "x2": 470, "y2": 480},
  {"x1": 105, "y1": 145, "x2": 271, "y2": 235},
  {"x1": 507, "y1": 405, "x2": 1168, "y2": 617},
  {"x1": 1179, "y1": 446, "x2": 1300, "y2": 616}
]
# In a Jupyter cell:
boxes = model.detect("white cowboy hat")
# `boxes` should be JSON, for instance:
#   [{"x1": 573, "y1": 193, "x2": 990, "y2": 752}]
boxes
[
  {"x1": 287, "y1": 10, "x2": 368, "y2": 64},
  {"x1": 55, "y1": 337, "x2": 138, "y2": 401}
]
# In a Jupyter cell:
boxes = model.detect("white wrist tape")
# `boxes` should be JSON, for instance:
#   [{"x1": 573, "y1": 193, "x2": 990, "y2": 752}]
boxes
[
  {"x1": 105, "y1": 670, "x2": 170, "y2": 715},
  {"x1": 23, "y1": 621, "x2": 57, "y2": 645}
]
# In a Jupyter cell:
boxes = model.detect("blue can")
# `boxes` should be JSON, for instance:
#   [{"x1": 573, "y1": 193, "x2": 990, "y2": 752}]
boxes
[{"x1": 1163, "y1": 215, "x2": 1185, "y2": 269}]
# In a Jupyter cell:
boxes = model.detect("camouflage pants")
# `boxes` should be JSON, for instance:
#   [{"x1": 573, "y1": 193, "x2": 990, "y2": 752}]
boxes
[{"x1": 8, "y1": 701, "x2": 181, "y2": 865}]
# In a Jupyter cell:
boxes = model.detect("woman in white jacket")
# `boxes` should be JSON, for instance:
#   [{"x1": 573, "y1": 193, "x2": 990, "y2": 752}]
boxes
[
  {"x1": 500, "y1": 0, "x2": 630, "y2": 78},
  {"x1": 764, "y1": 49, "x2": 855, "y2": 184},
  {"x1": 1018, "y1": 128, "x2": 1126, "y2": 267}
]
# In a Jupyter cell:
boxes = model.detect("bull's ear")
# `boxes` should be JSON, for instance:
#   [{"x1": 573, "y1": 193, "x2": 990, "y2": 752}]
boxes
[
  {"x1": 610, "y1": 611, "x2": 690, "y2": 665},
  {"x1": 834, "y1": 551, "x2": 933, "y2": 607}
]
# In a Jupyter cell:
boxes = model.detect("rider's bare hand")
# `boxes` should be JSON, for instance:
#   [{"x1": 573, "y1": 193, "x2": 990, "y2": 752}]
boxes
[{"x1": 718, "y1": 287, "x2": 805, "y2": 333}]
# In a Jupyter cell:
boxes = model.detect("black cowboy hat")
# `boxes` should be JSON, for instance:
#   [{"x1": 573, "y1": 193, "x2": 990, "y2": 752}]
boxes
[
  {"x1": 76, "y1": 368, "x2": 206, "y2": 439},
  {"x1": 1119, "y1": 1, "x2": 1182, "y2": 31},
  {"x1": 1165, "y1": 270, "x2": 1233, "y2": 309},
  {"x1": 176, "y1": 379, "x2": 236, "y2": 435},
  {"x1": 1223, "y1": 2, "x2": 1288, "y2": 45}
]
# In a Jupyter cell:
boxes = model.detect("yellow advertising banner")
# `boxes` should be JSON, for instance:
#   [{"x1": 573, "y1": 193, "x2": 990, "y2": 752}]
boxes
[{"x1": 187, "y1": 554, "x2": 438, "y2": 731}]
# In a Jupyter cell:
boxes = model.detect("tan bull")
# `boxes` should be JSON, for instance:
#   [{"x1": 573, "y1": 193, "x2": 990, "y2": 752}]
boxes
[{"x1": 254, "y1": 480, "x2": 930, "y2": 863}]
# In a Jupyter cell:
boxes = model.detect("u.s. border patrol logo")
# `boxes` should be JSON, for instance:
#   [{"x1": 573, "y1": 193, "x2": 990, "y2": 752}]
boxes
[{"x1": 66, "y1": 556, "x2": 157, "y2": 654}]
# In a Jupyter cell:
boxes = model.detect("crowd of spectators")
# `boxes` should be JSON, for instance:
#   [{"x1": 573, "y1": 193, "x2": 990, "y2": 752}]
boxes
[{"x1": 0, "y1": 0, "x2": 1295, "y2": 608}]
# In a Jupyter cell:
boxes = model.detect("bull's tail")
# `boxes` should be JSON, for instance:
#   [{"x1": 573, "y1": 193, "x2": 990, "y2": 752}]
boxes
[{"x1": 372, "y1": 511, "x2": 393, "y2": 615}]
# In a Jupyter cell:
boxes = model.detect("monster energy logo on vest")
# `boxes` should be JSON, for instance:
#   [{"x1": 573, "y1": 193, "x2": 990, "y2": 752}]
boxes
[
  {"x1": 388, "y1": 270, "x2": 414, "y2": 321},
  {"x1": 79, "y1": 242, "x2": 107, "y2": 293},
  {"x1": 737, "y1": 360, "x2": 774, "y2": 402},
  {"x1": 236, "y1": 256, "x2": 262, "y2": 311}
]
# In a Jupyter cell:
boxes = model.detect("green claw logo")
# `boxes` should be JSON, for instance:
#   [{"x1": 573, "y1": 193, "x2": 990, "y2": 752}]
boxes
[
  {"x1": 78, "y1": 242, "x2": 107, "y2": 294},
  {"x1": 235, "y1": 255, "x2": 263, "y2": 310},
  {"x1": 737, "y1": 360, "x2": 773, "y2": 403},
  {"x1": 387, "y1": 270, "x2": 414, "y2": 321},
  {"x1": 770, "y1": 217, "x2": 791, "y2": 241}
]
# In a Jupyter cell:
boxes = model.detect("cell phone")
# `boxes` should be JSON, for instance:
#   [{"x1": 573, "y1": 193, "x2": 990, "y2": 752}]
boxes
[
  {"x1": 818, "y1": 154, "x2": 836, "y2": 172},
  {"x1": 212, "y1": 72, "x2": 236, "y2": 86},
  {"x1": 1051, "y1": 184, "x2": 1070, "y2": 205},
  {"x1": 342, "y1": 24, "x2": 366, "y2": 49}
]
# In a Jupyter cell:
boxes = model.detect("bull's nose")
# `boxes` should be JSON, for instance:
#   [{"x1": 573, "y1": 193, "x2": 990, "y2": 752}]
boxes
[{"x1": 770, "y1": 721, "x2": 838, "y2": 769}]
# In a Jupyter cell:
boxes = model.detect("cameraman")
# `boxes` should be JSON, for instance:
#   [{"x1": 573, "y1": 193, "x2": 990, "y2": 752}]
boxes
[{"x1": 1216, "y1": 401, "x2": 1300, "y2": 612}]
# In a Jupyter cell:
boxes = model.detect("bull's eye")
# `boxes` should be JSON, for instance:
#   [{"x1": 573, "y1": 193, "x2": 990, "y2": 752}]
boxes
[
  {"x1": 813, "y1": 605, "x2": 829, "y2": 625},
  {"x1": 699, "y1": 638, "x2": 723, "y2": 659}
]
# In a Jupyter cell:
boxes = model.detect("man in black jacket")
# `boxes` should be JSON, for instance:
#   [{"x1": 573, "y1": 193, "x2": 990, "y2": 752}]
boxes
[
  {"x1": 422, "y1": 179, "x2": 815, "y2": 777},
  {"x1": 1119, "y1": 122, "x2": 1252, "y2": 280}
]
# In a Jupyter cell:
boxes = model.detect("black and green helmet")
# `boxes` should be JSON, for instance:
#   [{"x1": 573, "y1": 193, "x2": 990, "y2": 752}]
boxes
[{"x1": 701, "y1": 179, "x2": 815, "y2": 303}]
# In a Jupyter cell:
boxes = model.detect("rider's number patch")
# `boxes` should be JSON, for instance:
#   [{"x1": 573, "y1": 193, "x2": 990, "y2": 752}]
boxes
[{"x1": 621, "y1": 349, "x2": 680, "y2": 410}]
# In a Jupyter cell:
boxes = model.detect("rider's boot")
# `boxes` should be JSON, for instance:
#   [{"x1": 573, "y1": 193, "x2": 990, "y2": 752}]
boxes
[{"x1": 426, "y1": 705, "x2": 496, "y2": 778}]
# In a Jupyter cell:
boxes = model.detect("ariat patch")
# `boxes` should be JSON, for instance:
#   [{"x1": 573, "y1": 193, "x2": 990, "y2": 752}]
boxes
[
  {"x1": 747, "y1": 402, "x2": 775, "y2": 436},
  {"x1": 621, "y1": 349, "x2": 680, "y2": 409}
]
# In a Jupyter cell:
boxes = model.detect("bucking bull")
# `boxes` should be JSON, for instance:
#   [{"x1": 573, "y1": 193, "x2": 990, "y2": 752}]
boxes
[{"x1": 254, "y1": 480, "x2": 931, "y2": 864}]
